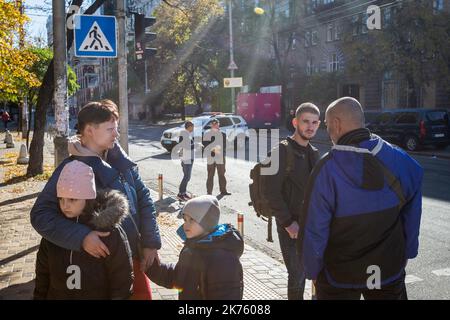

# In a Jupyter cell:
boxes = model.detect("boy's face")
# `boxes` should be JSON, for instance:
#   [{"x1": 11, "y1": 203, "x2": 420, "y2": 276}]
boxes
[
  {"x1": 59, "y1": 198, "x2": 86, "y2": 218},
  {"x1": 183, "y1": 213, "x2": 206, "y2": 239},
  {"x1": 83, "y1": 119, "x2": 119, "y2": 152}
]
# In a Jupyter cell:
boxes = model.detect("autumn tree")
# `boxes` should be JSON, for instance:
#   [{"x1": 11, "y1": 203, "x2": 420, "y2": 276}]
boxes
[
  {"x1": 0, "y1": 0, "x2": 40, "y2": 102},
  {"x1": 341, "y1": 0, "x2": 450, "y2": 108},
  {"x1": 145, "y1": 0, "x2": 225, "y2": 119},
  {"x1": 27, "y1": 0, "x2": 105, "y2": 176}
]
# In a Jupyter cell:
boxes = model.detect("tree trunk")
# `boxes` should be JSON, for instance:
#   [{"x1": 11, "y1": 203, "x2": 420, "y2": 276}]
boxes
[
  {"x1": 26, "y1": 0, "x2": 106, "y2": 176},
  {"x1": 27, "y1": 60, "x2": 54, "y2": 176}
]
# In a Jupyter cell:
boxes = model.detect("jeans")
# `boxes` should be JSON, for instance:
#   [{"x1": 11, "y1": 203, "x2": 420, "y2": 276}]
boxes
[
  {"x1": 315, "y1": 270, "x2": 408, "y2": 300},
  {"x1": 179, "y1": 161, "x2": 193, "y2": 194},
  {"x1": 276, "y1": 220, "x2": 306, "y2": 300}
]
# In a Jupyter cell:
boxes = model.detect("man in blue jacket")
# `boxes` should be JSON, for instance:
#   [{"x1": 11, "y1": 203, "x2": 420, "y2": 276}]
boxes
[{"x1": 298, "y1": 97, "x2": 423, "y2": 300}]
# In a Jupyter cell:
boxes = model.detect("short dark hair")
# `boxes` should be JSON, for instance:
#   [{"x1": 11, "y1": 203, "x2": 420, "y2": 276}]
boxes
[
  {"x1": 185, "y1": 121, "x2": 194, "y2": 129},
  {"x1": 210, "y1": 118, "x2": 219, "y2": 124},
  {"x1": 295, "y1": 102, "x2": 320, "y2": 118},
  {"x1": 77, "y1": 100, "x2": 119, "y2": 133}
]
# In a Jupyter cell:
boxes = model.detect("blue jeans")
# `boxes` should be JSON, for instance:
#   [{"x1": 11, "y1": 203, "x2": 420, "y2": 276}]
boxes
[
  {"x1": 276, "y1": 220, "x2": 306, "y2": 300},
  {"x1": 179, "y1": 161, "x2": 193, "y2": 194}
]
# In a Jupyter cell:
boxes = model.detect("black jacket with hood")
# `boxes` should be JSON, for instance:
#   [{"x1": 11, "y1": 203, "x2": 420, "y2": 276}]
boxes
[
  {"x1": 264, "y1": 137, "x2": 320, "y2": 227},
  {"x1": 147, "y1": 224, "x2": 244, "y2": 300},
  {"x1": 34, "y1": 190, "x2": 134, "y2": 300}
]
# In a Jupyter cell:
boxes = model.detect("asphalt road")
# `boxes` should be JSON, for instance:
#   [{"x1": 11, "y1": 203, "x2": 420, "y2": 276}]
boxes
[{"x1": 128, "y1": 121, "x2": 450, "y2": 300}]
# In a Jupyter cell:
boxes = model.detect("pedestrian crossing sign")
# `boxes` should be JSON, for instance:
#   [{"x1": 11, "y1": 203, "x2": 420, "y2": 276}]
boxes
[{"x1": 74, "y1": 15, "x2": 117, "y2": 58}]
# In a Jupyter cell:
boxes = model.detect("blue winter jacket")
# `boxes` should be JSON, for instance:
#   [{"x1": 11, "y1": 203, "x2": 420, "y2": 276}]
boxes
[
  {"x1": 30, "y1": 142, "x2": 161, "y2": 257},
  {"x1": 299, "y1": 130, "x2": 423, "y2": 288}
]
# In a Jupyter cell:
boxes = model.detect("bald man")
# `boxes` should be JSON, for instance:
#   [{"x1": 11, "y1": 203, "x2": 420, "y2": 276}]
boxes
[{"x1": 297, "y1": 97, "x2": 423, "y2": 300}]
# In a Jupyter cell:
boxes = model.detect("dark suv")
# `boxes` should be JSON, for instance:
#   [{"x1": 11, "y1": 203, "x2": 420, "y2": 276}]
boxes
[{"x1": 365, "y1": 109, "x2": 450, "y2": 151}]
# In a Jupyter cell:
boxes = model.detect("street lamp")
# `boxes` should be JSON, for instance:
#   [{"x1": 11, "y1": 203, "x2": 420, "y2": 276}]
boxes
[
  {"x1": 254, "y1": 7, "x2": 265, "y2": 15},
  {"x1": 228, "y1": 0, "x2": 237, "y2": 114}
]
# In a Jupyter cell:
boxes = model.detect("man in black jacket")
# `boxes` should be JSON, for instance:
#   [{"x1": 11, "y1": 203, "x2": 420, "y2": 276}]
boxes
[
  {"x1": 203, "y1": 118, "x2": 231, "y2": 196},
  {"x1": 264, "y1": 103, "x2": 321, "y2": 300}
]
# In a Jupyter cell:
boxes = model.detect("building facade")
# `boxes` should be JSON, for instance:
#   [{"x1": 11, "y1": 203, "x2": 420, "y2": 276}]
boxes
[{"x1": 240, "y1": 0, "x2": 450, "y2": 112}]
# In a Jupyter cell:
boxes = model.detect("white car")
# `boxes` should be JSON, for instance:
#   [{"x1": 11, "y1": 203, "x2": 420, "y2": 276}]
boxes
[{"x1": 160, "y1": 114, "x2": 249, "y2": 152}]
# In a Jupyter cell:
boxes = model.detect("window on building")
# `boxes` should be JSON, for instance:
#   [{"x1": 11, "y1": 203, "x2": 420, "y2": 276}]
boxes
[
  {"x1": 305, "y1": 0, "x2": 318, "y2": 15},
  {"x1": 361, "y1": 13, "x2": 368, "y2": 34},
  {"x1": 323, "y1": 0, "x2": 335, "y2": 4},
  {"x1": 328, "y1": 53, "x2": 339, "y2": 72},
  {"x1": 305, "y1": 1, "x2": 312, "y2": 15},
  {"x1": 352, "y1": 15, "x2": 360, "y2": 36},
  {"x1": 311, "y1": 30, "x2": 318, "y2": 45},
  {"x1": 433, "y1": 0, "x2": 444, "y2": 12},
  {"x1": 275, "y1": 0, "x2": 290, "y2": 19},
  {"x1": 335, "y1": 24, "x2": 342, "y2": 40},
  {"x1": 327, "y1": 24, "x2": 333, "y2": 42},
  {"x1": 383, "y1": 7, "x2": 391, "y2": 26},
  {"x1": 305, "y1": 31, "x2": 311, "y2": 47},
  {"x1": 306, "y1": 59, "x2": 312, "y2": 75}
]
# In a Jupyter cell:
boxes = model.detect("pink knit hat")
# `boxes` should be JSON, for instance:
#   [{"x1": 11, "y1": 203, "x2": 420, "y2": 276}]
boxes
[{"x1": 56, "y1": 160, "x2": 96, "y2": 200}]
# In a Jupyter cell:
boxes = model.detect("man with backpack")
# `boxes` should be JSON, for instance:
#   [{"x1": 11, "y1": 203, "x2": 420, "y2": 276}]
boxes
[
  {"x1": 298, "y1": 97, "x2": 423, "y2": 300},
  {"x1": 258, "y1": 103, "x2": 321, "y2": 300}
]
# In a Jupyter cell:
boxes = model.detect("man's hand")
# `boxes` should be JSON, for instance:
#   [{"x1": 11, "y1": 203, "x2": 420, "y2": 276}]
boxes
[
  {"x1": 285, "y1": 221, "x2": 299, "y2": 239},
  {"x1": 140, "y1": 248, "x2": 158, "y2": 272},
  {"x1": 82, "y1": 231, "x2": 110, "y2": 258}
]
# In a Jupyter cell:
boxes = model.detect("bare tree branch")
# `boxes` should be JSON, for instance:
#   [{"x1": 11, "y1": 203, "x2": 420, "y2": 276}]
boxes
[{"x1": 162, "y1": 0, "x2": 189, "y2": 18}]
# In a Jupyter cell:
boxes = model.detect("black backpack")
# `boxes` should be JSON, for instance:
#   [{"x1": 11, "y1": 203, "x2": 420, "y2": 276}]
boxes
[{"x1": 248, "y1": 140, "x2": 295, "y2": 242}]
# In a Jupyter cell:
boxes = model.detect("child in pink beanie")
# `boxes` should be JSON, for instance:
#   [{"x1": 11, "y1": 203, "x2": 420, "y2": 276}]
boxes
[{"x1": 34, "y1": 160, "x2": 134, "y2": 299}]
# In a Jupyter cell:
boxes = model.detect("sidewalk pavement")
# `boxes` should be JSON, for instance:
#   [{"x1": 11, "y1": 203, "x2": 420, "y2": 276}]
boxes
[{"x1": 0, "y1": 131, "x2": 312, "y2": 300}]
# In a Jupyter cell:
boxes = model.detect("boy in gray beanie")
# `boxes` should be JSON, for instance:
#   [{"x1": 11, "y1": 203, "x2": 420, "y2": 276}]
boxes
[{"x1": 147, "y1": 195, "x2": 244, "y2": 299}]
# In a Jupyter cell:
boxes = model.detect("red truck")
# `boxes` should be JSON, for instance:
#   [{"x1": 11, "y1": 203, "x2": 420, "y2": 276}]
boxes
[{"x1": 236, "y1": 93, "x2": 281, "y2": 129}]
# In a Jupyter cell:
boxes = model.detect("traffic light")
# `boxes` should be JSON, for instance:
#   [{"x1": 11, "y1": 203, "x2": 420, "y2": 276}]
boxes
[{"x1": 134, "y1": 13, "x2": 157, "y2": 60}]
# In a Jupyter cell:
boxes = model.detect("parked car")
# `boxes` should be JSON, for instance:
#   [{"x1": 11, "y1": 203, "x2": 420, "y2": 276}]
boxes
[
  {"x1": 160, "y1": 114, "x2": 249, "y2": 152},
  {"x1": 364, "y1": 110, "x2": 382, "y2": 127},
  {"x1": 366, "y1": 108, "x2": 450, "y2": 151}
]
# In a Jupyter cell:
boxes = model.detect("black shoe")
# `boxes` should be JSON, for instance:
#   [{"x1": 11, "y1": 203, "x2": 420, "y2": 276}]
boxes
[{"x1": 220, "y1": 191, "x2": 231, "y2": 196}]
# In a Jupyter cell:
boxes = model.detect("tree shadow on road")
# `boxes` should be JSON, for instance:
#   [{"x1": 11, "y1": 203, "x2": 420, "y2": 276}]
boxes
[
  {"x1": 0, "y1": 192, "x2": 40, "y2": 208},
  {"x1": 0, "y1": 245, "x2": 40, "y2": 266},
  {"x1": 0, "y1": 279, "x2": 34, "y2": 300}
]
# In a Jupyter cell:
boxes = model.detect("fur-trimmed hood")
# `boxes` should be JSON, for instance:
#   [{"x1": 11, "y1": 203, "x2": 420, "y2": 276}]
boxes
[{"x1": 87, "y1": 189, "x2": 130, "y2": 230}]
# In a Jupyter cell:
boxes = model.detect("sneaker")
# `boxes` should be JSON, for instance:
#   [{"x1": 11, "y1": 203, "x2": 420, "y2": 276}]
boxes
[
  {"x1": 177, "y1": 193, "x2": 188, "y2": 201},
  {"x1": 220, "y1": 191, "x2": 232, "y2": 196},
  {"x1": 182, "y1": 193, "x2": 192, "y2": 200}
]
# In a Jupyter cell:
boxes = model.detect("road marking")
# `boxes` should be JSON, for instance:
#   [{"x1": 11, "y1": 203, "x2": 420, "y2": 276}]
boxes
[
  {"x1": 405, "y1": 274, "x2": 424, "y2": 284},
  {"x1": 432, "y1": 268, "x2": 450, "y2": 277}
]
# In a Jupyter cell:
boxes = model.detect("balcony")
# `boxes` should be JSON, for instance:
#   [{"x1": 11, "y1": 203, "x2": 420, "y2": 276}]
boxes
[{"x1": 314, "y1": 0, "x2": 345, "y2": 14}]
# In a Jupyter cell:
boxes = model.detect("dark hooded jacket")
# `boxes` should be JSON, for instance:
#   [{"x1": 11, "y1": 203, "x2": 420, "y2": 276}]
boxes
[
  {"x1": 147, "y1": 224, "x2": 244, "y2": 300},
  {"x1": 30, "y1": 139, "x2": 161, "y2": 259},
  {"x1": 298, "y1": 129, "x2": 423, "y2": 289},
  {"x1": 264, "y1": 137, "x2": 319, "y2": 227},
  {"x1": 34, "y1": 190, "x2": 134, "y2": 300}
]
